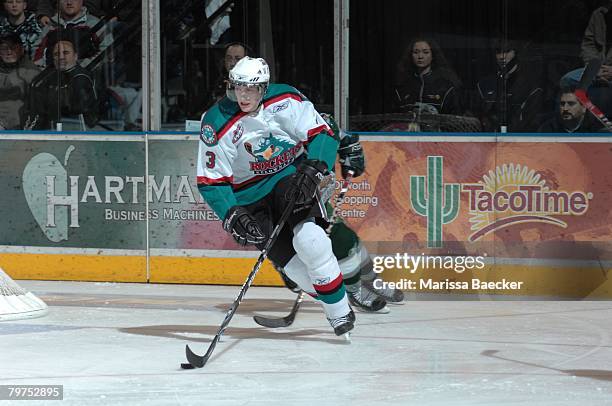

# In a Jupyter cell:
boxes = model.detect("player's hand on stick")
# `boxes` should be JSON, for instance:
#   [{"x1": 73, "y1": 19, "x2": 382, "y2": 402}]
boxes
[
  {"x1": 285, "y1": 159, "x2": 328, "y2": 207},
  {"x1": 338, "y1": 133, "x2": 365, "y2": 178},
  {"x1": 223, "y1": 206, "x2": 266, "y2": 246}
]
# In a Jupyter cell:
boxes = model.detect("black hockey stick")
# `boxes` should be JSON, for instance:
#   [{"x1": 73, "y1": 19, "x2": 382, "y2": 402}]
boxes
[
  {"x1": 252, "y1": 290, "x2": 305, "y2": 328},
  {"x1": 575, "y1": 58, "x2": 612, "y2": 132},
  {"x1": 182, "y1": 182, "x2": 300, "y2": 369},
  {"x1": 252, "y1": 171, "x2": 355, "y2": 329}
]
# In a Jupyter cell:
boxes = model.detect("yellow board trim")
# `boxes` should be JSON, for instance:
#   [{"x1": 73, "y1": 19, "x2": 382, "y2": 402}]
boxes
[
  {"x1": 0, "y1": 253, "x2": 147, "y2": 282},
  {"x1": 0, "y1": 253, "x2": 283, "y2": 286},
  {"x1": 149, "y1": 257, "x2": 282, "y2": 285}
]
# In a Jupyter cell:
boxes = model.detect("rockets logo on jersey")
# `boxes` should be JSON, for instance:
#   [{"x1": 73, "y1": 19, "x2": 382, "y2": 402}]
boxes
[
  {"x1": 200, "y1": 124, "x2": 218, "y2": 147},
  {"x1": 244, "y1": 133, "x2": 302, "y2": 175},
  {"x1": 232, "y1": 123, "x2": 244, "y2": 144}
]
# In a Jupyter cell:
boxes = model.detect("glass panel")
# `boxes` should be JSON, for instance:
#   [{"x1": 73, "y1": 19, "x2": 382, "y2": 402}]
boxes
[
  {"x1": 505, "y1": 0, "x2": 603, "y2": 134},
  {"x1": 0, "y1": 0, "x2": 142, "y2": 132},
  {"x1": 347, "y1": 0, "x2": 606, "y2": 134},
  {"x1": 159, "y1": 0, "x2": 334, "y2": 131},
  {"x1": 348, "y1": 0, "x2": 502, "y2": 133}
]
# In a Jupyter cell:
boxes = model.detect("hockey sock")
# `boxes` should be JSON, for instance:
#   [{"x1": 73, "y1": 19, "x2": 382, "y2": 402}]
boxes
[
  {"x1": 292, "y1": 220, "x2": 350, "y2": 319},
  {"x1": 328, "y1": 221, "x2": 359, "y2": 261},
  {"x1": 355, "y1": 243, "x2": 377, "y2": 282},
  {"x1": 338, "y1": 248, "x2": 362, "y2": 293},
  {"x1": 328, "y1": 220, "x2": 361, "y2": 292}
]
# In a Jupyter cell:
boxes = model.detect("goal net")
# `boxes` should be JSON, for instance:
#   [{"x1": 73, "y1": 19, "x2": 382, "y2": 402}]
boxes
[{"x1": 0, "y1": 267, "x2": 48, "y2": 321}]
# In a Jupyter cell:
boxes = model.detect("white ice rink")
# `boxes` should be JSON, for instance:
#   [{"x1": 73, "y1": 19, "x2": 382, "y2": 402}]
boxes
[{"x1": 1, "y1": 281, "x2": 612, "y2": 405}]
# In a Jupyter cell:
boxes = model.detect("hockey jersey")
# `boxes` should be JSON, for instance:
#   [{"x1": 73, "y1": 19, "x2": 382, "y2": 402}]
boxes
[{"x1": 196, "y1": 83, "x2": 339, "y2": 219}]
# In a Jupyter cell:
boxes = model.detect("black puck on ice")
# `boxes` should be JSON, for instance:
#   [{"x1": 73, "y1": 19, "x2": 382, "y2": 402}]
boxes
[{"x1": 181, "y1": 362, "x2": 195, "y2": 369}]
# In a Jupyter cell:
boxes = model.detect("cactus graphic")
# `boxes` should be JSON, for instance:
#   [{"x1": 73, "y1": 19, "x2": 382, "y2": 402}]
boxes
[{"x1": 410, "y1": 156, "x2": 460, "y2": 248}]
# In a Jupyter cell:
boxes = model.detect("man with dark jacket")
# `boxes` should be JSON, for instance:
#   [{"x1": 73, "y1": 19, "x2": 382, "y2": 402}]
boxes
[
  {"x1": 538, "y1": 87, "x2": 605, "y2": 133},
  {"x1": 29, "y1": 29, "x2": 98, "y2": 130},
  {"x1": 476, "y1": 41, "x2": 544, "y2": 132}
]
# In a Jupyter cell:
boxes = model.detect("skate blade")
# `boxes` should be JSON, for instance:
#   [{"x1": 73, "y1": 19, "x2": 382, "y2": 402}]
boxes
[
  {"x1": 354, "y1": 305, "x2": 391, "y2": 314},
  {"x1": 378, "y1": 305, "x2": 391, "y2": 314},
  {"x1": 343, "y1": 332, "x2": 351, "y2": 343}
]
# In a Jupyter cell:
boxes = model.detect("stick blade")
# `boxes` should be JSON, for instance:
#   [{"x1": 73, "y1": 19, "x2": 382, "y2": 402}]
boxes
[
  {"x1": 577, "y1": 59, "x2": 602, "y2": 91},
  {"x1": 253, "y1": 313, "x2": 295, "y2": 328},
  {"x1": 252, "y1": 291, "x2": 304, "y2": 328},
  {"x1": 185, "y1": 344, "x2": 205, "y2": 368}
]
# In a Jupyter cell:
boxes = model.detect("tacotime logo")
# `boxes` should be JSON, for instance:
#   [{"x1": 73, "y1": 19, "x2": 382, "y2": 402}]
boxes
[
  {"x1": 410, "y1": 156, "x2": 593, "y2": 247},
  {"x1": 464, "y1": 164, "x2": 592, "y2": 242}
]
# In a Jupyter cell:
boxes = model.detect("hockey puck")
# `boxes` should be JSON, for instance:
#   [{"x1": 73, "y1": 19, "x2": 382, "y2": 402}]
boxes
[{"x1": 181, "y1": 363, "x2": 195, "y2": 369}]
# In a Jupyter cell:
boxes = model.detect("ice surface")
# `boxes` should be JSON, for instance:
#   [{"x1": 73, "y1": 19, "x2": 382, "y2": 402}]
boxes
[{"x1": 1, "y1": 281, "x2": 611, "y2": 405}]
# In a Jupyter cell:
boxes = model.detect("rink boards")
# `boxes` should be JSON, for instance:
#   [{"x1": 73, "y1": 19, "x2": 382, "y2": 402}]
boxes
[{"x1": 1, "y1": 132, "x2": 611, "y2": 298}]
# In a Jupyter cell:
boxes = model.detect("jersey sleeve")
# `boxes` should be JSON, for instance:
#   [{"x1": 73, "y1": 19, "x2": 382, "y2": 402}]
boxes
[
  {"x1": 292, "y1": 97, "x2": 338, "y2": 170},
  {"x1": 196, "y1": 114, "x2": 238, "y2": 220}
]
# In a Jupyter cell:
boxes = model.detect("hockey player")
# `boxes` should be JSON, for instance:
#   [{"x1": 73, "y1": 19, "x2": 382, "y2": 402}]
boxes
[
  {"x1": 277, "y1": 114, "x2": 404, "y2": 313},
  {"x1": 196, "y1": 56, "x2": 355, "y2": 336}
]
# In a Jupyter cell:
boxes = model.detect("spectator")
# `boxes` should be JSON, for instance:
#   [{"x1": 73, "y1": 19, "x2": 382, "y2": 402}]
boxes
[
  {"x1": 392, "y1": 36, "x2": 463, "y2": 116},
  {"x1": 0, "y1": 0, "x2": 43, "y2": 60},
  {"x1": 476, "y1": 40, "x2": 544, "y2": 132},
  {"x1": 538, "y1": 86, "x2": 605, "y2": 133},
  {"x1": 29, "y1": 30, "x2": 98, "y2": 130},
  {"x1": 33, "y1": 0, "x2": 111, "y2": 26},
  {"x1": 560, "y1": 1, "x2": 612, "y2": 118},
  {"x1": 33, "y1": 0, "x2": 113, "y2": 70},
  {"x1": 206, "y1": 41, "x2": 248, "y2": 108},
  {"x1": 581, "y1": 0, "x2": 612, "y2": 68},
  {"x1": 0, "y1": 31, "x2": 39, "y2": 129}
]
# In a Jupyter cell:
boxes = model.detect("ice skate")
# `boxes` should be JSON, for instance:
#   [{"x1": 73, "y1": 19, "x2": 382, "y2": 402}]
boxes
[
  {"x1": 327, "y1": 309, "x2": 355, "y2": 337},
  {"x1": 362, "y1": 279, "x2": 405, "y2": 304},
  {"x1": 347, "y1": 285, "x2": 389, "y2": 313}
]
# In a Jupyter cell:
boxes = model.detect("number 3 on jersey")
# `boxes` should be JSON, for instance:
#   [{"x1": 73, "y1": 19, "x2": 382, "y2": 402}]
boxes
[{"x1": 205, "y1": 151, "x2": 216, "y2": 168}]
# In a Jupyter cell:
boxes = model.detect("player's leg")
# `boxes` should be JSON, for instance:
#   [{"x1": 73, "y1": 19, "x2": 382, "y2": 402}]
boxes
[
  {"x1": 328, "y1": 221, "x2": 389, "y2": 312},
  {"x1": 266, "y1": 176, "x2": 354, "y2": 335},
  {"x1": 291, "y1": 219, "x2": 354, "y2": 335},
  {"x1": 356, "y1": 243, "x2": 405, "y2": 303}
]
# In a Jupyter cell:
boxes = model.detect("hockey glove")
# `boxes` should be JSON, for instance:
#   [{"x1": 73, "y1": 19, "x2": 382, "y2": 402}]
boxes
[
  {"x1": 338, "y1": 133, "x2": 365, "y2": 178},
  {"x1": 223, "y1": 206, "x2": 266, "y2": 246},
  {"x1": 285, "y1": 159, "x2": 329, "y2": 207}
]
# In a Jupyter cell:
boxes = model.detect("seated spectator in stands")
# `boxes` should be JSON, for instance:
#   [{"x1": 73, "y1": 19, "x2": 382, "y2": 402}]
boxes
[
  {"x1": 538, "y1": 86, "x2": 605, "y2": 133},
  {"x1": 392, "y1": 36, "x2": 463, "y2": 116},
  {"x1": 33, "y1": 0, "x2": 109, "y2": 27},
  {"x1": 32, "y1": 0, "x2": 113, "y2": 70},
  {"x1": 0, "y1": 32, "x2": 39, "y2": 129},
  {"x1": 202, "y1": 41, "x2": 249, "y2": 111},
  {"x1": 0, "y1": 0, "x2": 42, "y2": 60},
  {"x1": 476, "y1": 40, "x2": 544, "y2": 132},
  {"x1": 29, "y1": 30, "x2": 98, "y2": 130}
]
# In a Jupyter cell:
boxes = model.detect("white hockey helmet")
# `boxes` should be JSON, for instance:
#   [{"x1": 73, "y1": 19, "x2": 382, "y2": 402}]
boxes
[{"x1": 227, "y1": 57, "x2": 270, "y2": 102}]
